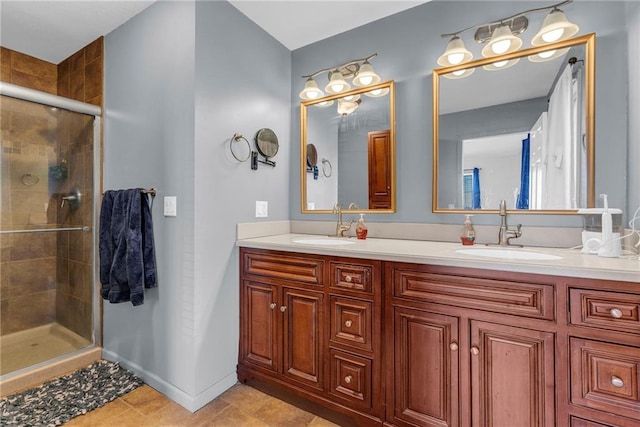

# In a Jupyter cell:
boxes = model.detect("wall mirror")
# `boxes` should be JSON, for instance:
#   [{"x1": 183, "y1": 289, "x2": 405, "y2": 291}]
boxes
[
  {"x1": 301, "y1": 80, "x2": 396, "y2": 213},
  {"x1": 433, "y1": 33, "x2": 595, "y2": 213}
]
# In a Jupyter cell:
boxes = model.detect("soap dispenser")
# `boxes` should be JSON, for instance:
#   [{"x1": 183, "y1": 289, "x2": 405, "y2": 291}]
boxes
[
  {"x1": 460, "y1": 214, "x2": 475, "y2": 246},
  {"x1": 356, "y1": 214, "x2": 368, "y2": 240}
]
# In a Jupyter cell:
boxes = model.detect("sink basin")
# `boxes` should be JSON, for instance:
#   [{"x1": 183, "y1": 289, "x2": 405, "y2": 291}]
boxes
[
  {"x1": 456, "y1": 248, "x2": 562, "y2": 260},
  {"x1": 293, "y1": 238, "x2": 356, "y2": 246}
]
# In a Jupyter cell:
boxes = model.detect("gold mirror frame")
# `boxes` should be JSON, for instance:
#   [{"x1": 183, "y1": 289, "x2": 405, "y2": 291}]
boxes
[
  {"x1": 300, "y1": 80, "x2": 396, "y2": 214},
  {"x1": 432, "y1": 33, "x2": 595, "y2": 214}
]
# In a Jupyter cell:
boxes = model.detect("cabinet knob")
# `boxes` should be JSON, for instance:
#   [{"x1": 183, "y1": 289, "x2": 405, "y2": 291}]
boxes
[
  {"x1": 345, "y1": 275, "x2": 353, "y2": 283},
  {"x1": 344, "y1": 375, "x2": 352, "y2": 384},
  {"x1": 610, "y1": 308, "x2": 623, "y2": 319},
  {"x1": 280, "y1": 306, "x2": 287, "y2": 312},
  {"x1": 345, "y1": 320, "x2": 353, "y2": 328},
  {"x1": 470, "y1": 346, "x2": 480, "y2": 355},
  {"x1": 270, "y1": 303, "x2": 276, "y2": 310},
  {"x1": 450, "y1": 342, "x2": 459, "y2": 351},
  {"x1": 611, "y1": 376, "x2": 625, "y2": 388}
]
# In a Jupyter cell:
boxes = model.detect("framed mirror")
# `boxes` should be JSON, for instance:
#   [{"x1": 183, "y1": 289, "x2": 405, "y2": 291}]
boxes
[
  {"x1": 433, "y1": 33, "x2": 595, "y2": 214},
  {"x1": 301, "y1": 80, "x2": 396, "y2": 213}
]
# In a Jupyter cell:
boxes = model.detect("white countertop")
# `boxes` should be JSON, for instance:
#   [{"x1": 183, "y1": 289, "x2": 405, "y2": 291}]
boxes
[{"x1": 237, "y1": 233, "x2": 640, "y2": 284}]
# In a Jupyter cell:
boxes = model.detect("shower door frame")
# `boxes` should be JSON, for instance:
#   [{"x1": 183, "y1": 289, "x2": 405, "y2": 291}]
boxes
[{"x1": 0, "y1": 81, "x2": 103, "y2": 352}]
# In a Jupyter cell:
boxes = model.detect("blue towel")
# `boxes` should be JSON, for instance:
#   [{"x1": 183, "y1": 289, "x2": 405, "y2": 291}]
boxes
[{"x1": 99, "y1": 189, "x2": 156, "y2": 306}]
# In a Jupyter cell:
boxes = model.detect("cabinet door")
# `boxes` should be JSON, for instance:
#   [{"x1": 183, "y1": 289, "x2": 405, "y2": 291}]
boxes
[
  {"x1": 282, "y1": 287, "x2": 324, "y2": 390},
  {"x1": 392, "y1": 306, "x2": 459, "y2": 427},
  {"x1": 470, "y1": 321, "x2": 555, "y2": 427},
  {"x1": 240, "y1": 280, "x2": 279, "y2": 373}
]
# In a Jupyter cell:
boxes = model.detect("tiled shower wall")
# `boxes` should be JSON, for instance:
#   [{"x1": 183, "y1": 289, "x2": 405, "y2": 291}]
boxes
[{"x1": 0, "y1": 39, "x2": 102, "y2": 340}]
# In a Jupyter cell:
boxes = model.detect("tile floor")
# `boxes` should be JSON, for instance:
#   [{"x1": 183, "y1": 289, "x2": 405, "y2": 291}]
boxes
[{"x1": 65, "y1": 383, "x2": 340, "y2": 426}]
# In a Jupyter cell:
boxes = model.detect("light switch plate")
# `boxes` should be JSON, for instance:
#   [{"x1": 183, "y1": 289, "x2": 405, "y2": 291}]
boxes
[
  {"x1": 255, "y1": 200, "x2": 268, "y2": 218},
  {"x1": 164, "y1": 196, "x2": 177, "y2": 217}
]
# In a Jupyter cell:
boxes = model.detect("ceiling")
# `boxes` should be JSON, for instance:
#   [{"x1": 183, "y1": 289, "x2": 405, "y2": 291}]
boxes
[{"x1": 0, "y1": 0, "x2": 429, "y2": 64}]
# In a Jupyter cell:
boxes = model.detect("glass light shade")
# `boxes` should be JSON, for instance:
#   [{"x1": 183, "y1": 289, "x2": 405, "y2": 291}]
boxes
[
  {"x1": 337, "y1": 99, "x2": 360, "y2": 115},
  {"x1": 482, "y1": 58, "x2": 520, "y2": 71},
  {"x1": 531, "y1": 9, "x2": 579, "y2": 46},
  {"x1": 325, "y1": 71, "x2": 351, "y2": 94},
  {"x1": 481, "y1": 24, "x2": 522, "y2": 57},
  {"x1": 352, "y1": 62, "x2": 381, "y2": 87},
  {"x1": 528, "y1": 47, "x2": 570, "y2": 62},
  {"x1": 442, "y1": 68, "x2": 475, "y2": 79},
  {"x1": 364, "y1": 87, "x2": 390, "y2": 98},
  {"x1": 437, "y1": 36, "x2": 473, "y2": 66},
  {"x1": 299, "y1": 78, "x2": 324, "y2": 100}
]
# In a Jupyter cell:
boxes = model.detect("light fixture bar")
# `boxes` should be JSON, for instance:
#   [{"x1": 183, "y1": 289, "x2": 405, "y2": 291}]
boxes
[
  {"x1": 439, "y1": 0, "x2": 573, "y2": 41},
  {"x1": 302, "y1": 53, "x2": 378, "y2": 79}
]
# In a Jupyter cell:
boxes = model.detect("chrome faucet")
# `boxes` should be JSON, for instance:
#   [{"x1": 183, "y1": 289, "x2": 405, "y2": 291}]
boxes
[
  {"x1": 495, "y1": 199, "x2": 523, "y2": 247},
  {"x1": 332, "y1": 203, "x2": 353, "y2": 237}
]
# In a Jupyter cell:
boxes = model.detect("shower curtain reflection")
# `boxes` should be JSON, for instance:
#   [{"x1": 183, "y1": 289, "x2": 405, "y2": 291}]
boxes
[{"x1": 0, "y1": 94, "x2": 97, "y2": 376}]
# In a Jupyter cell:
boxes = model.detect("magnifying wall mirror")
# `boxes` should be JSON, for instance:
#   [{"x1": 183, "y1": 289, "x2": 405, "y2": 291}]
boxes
[
  {"x1": 301, "y1": 80, "x2": 396, "y2": 213},
  {"x1": 433, "y1": 33, "x2": 595, "y2": 213}
]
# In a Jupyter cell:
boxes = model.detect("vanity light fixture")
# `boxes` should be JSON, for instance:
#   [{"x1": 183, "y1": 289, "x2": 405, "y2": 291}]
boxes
[
  {"x1": 299, "y1": 77, "x2": 324, "y2": 100},
  {"x1": 528, "y1": 47, "x2": 570, "y2": 62},
  {"x1": 437, "y1": 35, "x2": 473, "y2": 66},
  {"x1": 364, "y1": 87, "x2": 390, "y2": 98},
  {"x1": 299, "y1": 53, "x2": 380, "y2": 99},
  {"x1": 437, "y1": 0, "x2": 578, "y2": 68},
  {"x1": 481, "y1": 23, "x2": 523, "y2": 57}
]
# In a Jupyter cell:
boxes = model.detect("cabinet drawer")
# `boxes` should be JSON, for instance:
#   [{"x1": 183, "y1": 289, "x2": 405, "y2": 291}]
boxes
[
  {"x1": 570, "y1": 417, "x2": 614, "y2": 427},
  {"x1": 330, "y1": 296, "x2": 373, "y2": 352},
  {"x1": 569, "y1": 289, "x2": 640, "y2": 334},
  {"x1": 392, "y1": 267, "x2": 555, "y2": 320},
  {"x1": 242, "y1": 251, "x2": 324, "y2": 286},
  {"x1": 329, "y1": 349, "x2": 372, "y2": 411},
  {"x1": 570, "y1": 338, "x2": 640, "y2": 422},
  {"x1": 330, "y1": 262, "x2": 372, "y2": 294}
]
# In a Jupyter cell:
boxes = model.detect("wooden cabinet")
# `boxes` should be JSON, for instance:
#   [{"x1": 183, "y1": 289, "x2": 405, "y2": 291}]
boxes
[
  {"x1": 238, "y1": 247, "x2": 639, "y2": 427},
  {"x1": 385, "y1": 262, "x2": 557, "y2": 427},
  {"x1": 565, "y1": 284, "x2": 640, "y2": 427},
  {"x1": 238, "y1": 248, "x2": 383, "y2": 426}
]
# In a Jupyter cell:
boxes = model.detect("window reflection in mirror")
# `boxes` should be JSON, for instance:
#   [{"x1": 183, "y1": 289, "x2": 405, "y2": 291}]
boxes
[
  {"x1": 433, "y1": 34, "x2": 595, "y2": 213},
  {"x1": 301, "y1": 80, "x2": 395, "y2": 213}
]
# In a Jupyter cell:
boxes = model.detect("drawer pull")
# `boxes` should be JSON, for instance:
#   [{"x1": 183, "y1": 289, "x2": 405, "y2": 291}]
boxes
[
  {"x1": 450, "y1": 342, "x2": 459, "y2": 351},
  {"x1": 345, "y1": 275, "x2": 353, "y2": 283},
  {"x1": 280, "y1": 306, "x2": 287, "y2": 312},
  {"x1": 470, "y1": 346, "x2": 480, "y2": 356},
  {"x1": 345, "y1": 320, "x2": 353, "y2": 328},
  {"x1": 344, "y1": 375, "x2": 353, "y2": 384},
  {"x1": 610, "y1": 308, "x2": 623, "y2": 319},
  {"x1": 270, "y1": 303, "x2": 276, "y2": 310},
  {"x1": 611, "y1": 376, "x2": 625, "y2": 388}
]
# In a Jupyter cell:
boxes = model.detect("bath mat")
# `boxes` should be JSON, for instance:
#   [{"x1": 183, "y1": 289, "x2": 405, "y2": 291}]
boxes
[{"x1": 0, "y1": 359, "x2": 144, "y2": 426}]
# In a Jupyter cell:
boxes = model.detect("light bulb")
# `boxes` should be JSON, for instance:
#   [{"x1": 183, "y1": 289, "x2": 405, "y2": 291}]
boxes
[
  {"x1": 493, "y1": 60, "x2": 508, "y2": 68},
  {"x1": 539, "y1": 49, "x2": 556, "y2": 59},
  {"x1": 331, "y1": 83, "x2": 344, "y2": 92},
  {"x1": 358, "y1": 76, "x2": 373, "y2": 85},
  {"x1": 492, "y1": 39, "x2": 511, "y2": 55},
  {"x1": 542, "y1": 28, "x2": 564, "y2": 43},
  {"x1": 447, "y1": 52, "x2": 465, "y2": 65},
  {"x1": 453, "y1": 69, "x2": 466, "y2": 76}
]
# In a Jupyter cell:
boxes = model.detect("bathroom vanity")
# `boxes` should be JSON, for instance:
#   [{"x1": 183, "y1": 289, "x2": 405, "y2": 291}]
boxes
[{"x1": 236, "y1": 235, "x2": 639, "y2": 427}]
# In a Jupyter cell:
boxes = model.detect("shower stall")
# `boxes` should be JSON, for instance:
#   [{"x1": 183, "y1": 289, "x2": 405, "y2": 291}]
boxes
[{"x1": 0, "y1": 82, "x2": 101, "y2": 391}]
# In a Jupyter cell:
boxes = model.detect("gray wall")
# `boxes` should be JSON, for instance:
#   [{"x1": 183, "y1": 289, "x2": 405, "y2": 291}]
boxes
[
  {"x1": 104, "y1": 0, "x2": 290, "y2": 410},
  {"x1": 290, "y1": 1, "x2": 633, "y2": 226}
]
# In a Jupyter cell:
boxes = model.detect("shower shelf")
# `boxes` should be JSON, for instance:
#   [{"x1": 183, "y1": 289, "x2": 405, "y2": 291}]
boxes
[{"x1": 0, "y1": 226, "x2": 90, "y2": 235}]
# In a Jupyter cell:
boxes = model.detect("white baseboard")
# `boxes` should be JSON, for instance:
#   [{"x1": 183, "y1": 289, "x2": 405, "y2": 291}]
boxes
[{"x1": 101, "y1": 349, "x2": 237, "y2": 412}]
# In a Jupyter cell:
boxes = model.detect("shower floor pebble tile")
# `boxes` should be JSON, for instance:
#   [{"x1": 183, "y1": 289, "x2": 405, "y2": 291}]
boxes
[{"x1": 64, "y1": 383, "x2": 340, "y2": 426}]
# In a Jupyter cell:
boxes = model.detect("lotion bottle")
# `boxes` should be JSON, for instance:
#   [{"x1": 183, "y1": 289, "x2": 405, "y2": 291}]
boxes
[
  {"x1": 460, "y1": 214, "x2": 475, "y2": 245},
  {"x1": 356, "y1": 214, "x2": 368, "y2": 240}
]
